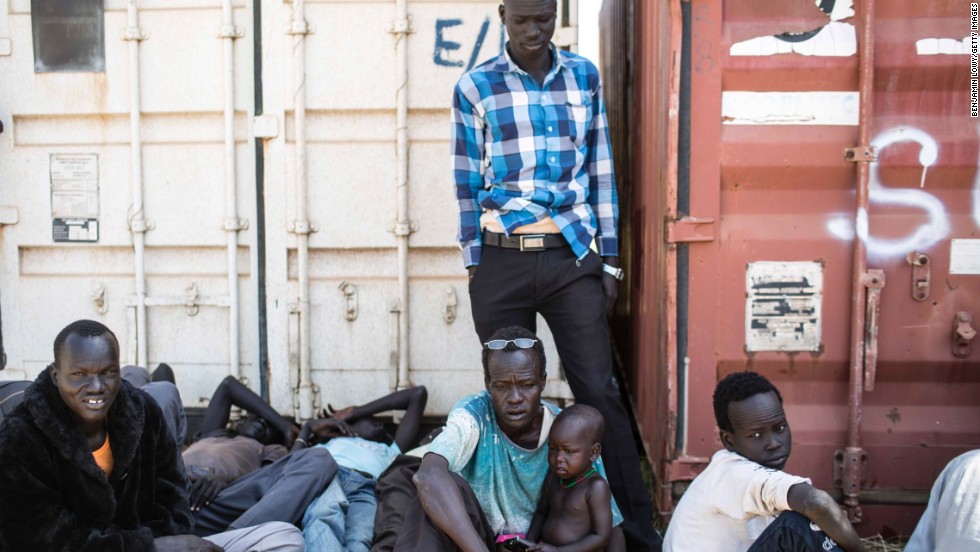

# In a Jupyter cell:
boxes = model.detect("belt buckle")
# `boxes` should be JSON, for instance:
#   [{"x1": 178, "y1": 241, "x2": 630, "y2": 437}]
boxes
[{"x1": 519, "y1": 234, "x2": 546, "y2": 252}]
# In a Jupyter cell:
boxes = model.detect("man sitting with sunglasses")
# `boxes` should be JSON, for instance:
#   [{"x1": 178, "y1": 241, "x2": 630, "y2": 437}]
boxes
[{"x1": 396, "y1": 326, "x2": 623, "y2": 551}]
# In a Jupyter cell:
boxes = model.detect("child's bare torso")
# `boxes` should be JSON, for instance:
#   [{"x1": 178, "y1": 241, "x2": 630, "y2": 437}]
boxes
[{"x1": 540, "y1": 476, "x2": 606, "y2": 547}]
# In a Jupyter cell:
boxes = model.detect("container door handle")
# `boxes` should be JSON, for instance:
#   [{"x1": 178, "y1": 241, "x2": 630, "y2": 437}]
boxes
[{"x1": 862, "y1": 270, "x2": 885, "y2": 392}]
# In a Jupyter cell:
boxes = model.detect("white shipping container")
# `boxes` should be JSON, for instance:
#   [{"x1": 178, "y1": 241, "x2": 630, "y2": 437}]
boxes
[{"x1": 0, "y1": 0, "x2": 580, "y2": 418}]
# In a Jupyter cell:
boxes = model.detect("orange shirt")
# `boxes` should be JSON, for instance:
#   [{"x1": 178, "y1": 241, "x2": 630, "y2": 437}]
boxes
[{"x1": 92, "y1": 435, "x2": 114, "y2": 477}]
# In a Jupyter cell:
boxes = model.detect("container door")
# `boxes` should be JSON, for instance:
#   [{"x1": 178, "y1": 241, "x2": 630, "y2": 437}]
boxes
[
  {"x1": 0, "y1": 0, "x2": 260, "y2": 406},
  {"x1": 257, "y1": 0, "x2": 582, "y2": 415},
  {"x1": 668, "y1": 0, "x2": 978, "y2": 535}
]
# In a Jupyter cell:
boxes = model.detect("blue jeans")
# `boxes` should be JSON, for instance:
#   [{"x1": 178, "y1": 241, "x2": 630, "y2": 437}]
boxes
[
  {"x1": 303, "y1": 466, "x2": 377, "y2": 552},
  {"x1": 748, "y1": 511, "x2": 843, "y2": 552}
]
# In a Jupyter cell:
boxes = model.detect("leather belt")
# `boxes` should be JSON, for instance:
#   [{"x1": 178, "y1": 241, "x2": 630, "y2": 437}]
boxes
[{"x1": 483, "y1": 230, "x2": 566, "y2": 252}]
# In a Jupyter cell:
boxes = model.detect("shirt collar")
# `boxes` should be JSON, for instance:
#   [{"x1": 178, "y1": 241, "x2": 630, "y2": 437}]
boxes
[{"x1": 493, "y1": 42, "x2": 569, "y2": 77}]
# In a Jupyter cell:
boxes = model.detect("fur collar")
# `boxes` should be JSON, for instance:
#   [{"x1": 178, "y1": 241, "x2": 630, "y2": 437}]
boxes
[{"x1": 23, "y1": 368, "x2": 146, "y2": 483}]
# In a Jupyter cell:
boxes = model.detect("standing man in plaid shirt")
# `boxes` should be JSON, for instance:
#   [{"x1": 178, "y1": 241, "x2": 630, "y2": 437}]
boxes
[{"x1": 451, "y1": 0, "x2": 661, "y2": 549}]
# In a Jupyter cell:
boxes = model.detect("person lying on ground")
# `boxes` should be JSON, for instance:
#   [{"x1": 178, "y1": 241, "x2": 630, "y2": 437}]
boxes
[
  {"x1": 525, "y1": 404, "x2": 612, "y2": 552},
  {"x1": 299, "y1": 385, "x2": 428, "y2": 552},
  {"x1": 373, "y1": 326, "x2": 623, "y2": 552},
  {"x1": 182, "y1": 375, "x2": 302, "y2": 509},
  {"x1": 663, "y1": 371, "x2": 866, "y2": 552},
  {"x1": 0, "y1": 319, "x2": 302, "y2": 552},
  {"x1": 121, "y1": 362, "x2": 187, "y2": 445},
  {"x1": 905, "y1": 448, "x2": 980, "y2": 552},
  {"x1": 179, "y1": 374, "x2": 337, "y2": 539}
]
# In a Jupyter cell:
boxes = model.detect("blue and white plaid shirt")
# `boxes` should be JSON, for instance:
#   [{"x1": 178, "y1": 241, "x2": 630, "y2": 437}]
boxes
[{"x1": 452, "y1": 44, "x2": 619, "y2": 267}]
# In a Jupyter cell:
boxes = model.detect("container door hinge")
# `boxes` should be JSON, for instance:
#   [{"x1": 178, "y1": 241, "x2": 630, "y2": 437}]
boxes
[
  {"x1": 844, "y1": 146, "x2": 877, "y2": 162},
  {"x1": 833, "y1": 447, "x2": 868, "y2": 523},
  {"x1": 665, "y1": 217, "x2": 714, "y2": 243}
]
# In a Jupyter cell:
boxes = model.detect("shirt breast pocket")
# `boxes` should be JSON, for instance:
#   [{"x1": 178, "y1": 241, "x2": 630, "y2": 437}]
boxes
[{"x1": 565, "y1": 99, "x2": 591, "y2": 147}]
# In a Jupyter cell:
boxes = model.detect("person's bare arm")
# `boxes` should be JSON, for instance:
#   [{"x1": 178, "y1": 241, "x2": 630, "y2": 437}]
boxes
[
  {"x1": 329, "y1": 386, "x2": 428, "y2": 452},
  {"x1": 527, "y1": 478, "x2": 612, "y2": 552},
  {"x1": 200, "y1": 376, "x2": 298, "y2": 444},
  {"x1": 292, "y1": 418, "x2": 357, "y2": 450},
  {"x1": 787, "y1": 483, "x2": 866, "y2": 552},
  {"x1": 526, "y1": 474, "x2": 555, "y2": 543},
  {"x1": 413, "y1": 452, "x2": 490, "y2": 552}
]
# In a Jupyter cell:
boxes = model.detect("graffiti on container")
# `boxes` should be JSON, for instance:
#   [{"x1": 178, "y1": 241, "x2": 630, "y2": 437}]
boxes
[
  {"x1": 434, "y1": 17, "x2": 502, "y2": 72},
  {"x1": 827, "y1": 126, "x2": 955, "y2": 258}
]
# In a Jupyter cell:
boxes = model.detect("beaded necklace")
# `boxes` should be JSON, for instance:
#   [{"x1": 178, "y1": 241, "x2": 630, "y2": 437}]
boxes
[{"x1": 559, "y1": 466, "x2": 597, "y2": 489}]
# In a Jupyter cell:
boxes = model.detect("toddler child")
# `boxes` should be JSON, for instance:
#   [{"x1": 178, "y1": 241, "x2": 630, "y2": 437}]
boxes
[{"x1": 524, "y1": 404, "x2": 613, "y2": 552}]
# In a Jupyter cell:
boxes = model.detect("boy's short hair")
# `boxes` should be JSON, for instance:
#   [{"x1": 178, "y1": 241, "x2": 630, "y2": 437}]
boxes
[
  {"x1": 713, "y1": 371, "x2": 783, "y2": 432},
  {"x1": 53, "y1": 319, "x2": 119, "y2": 366},
  {"x1": 481, "y1": 326, "x2": 547, "y2": 381},
  {"x1": 554, "y1": 403, "x2": 605, "y2": 444}
]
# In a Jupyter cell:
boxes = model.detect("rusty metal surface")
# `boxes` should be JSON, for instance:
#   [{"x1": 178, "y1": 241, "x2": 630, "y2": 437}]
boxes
[
  {"x1": 841, "y1": 0, "x2": 877, "y2": 523},
  {"x1": 606, "y1": 0, "x2": 980, "y2": 536},
  {"x1": 602, "y1": 0, "x2": 682, "y2": 518}
]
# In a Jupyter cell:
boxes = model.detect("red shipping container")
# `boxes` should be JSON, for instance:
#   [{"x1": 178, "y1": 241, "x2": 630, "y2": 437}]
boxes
[{"x1": 601, "y1": 0, "x2": 979, "y2": 537}]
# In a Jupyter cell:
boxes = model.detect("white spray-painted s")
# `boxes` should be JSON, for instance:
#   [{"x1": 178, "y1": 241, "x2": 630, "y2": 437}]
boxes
[{"x1": 827, "y1": 126, "x2": 949, "y2": 258}]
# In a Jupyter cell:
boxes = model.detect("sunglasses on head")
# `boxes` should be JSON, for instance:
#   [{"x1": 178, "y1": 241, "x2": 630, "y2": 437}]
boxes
[{"x1": 483, "y1": 338, "x2": 538, "y2": 350}]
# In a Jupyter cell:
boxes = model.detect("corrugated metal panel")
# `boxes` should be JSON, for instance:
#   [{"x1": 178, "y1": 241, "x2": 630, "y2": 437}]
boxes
[{"x1": 608, "y1": 0, "x2": 979, "y2": 535}]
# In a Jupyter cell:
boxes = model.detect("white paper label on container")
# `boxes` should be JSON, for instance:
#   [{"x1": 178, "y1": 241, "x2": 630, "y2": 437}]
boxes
[
  {"x1": 746, "y1": 261, "x2": 823, "y2": 352},
  {"x1": 950, "y1": 240, "x2": 980, "y2": 275},
  {"x1": 50, "y1": 153, "x2": 99, "y2": 242},
  {"x1": 722, "y1": 91, "x2": 859, "y2": 125},
  {"x1": 52, "y1": 218, "x2": 98, "y2": 243}
]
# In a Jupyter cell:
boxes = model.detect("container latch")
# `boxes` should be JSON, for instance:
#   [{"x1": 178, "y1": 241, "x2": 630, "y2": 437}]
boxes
[
  {"x1": 338, "y1": 281, "x2": 358, "y2": 322},
  {"x1": 906, "y1": 252, "x2": 930, "y2": 301},
  {"x1": 953, "y1": 311, "x2": 976, "y2": 359}
]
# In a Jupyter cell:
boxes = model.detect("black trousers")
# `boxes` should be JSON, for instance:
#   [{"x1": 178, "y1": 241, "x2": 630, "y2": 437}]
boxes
[
  {"x1": 371, "y1": 455, "x2": 500, "y2": 552},
  {"x1": 468, "y1": 242, "x2": 662, "y2": 551},
  {"x1": 748, "y1": 512, "x2": 844, "y2": 552}
]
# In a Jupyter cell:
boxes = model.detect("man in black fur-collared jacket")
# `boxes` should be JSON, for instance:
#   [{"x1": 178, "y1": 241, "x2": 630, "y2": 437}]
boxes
[{"x1": 0, "y1": 320, "x2": 220, "y2": 552}]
